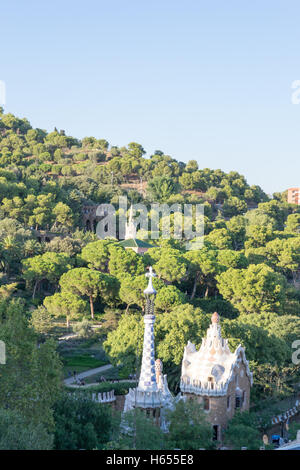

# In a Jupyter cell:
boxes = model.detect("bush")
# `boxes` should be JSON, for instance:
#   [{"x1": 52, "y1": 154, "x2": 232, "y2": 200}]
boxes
[
  {"x1": 72, "y1": 319, "x2": 93, "y2": 338},
  {"x1": 66, "y1": 381, "x2": 136, "y2": 396},
  {"x1": 53, "y1": 393, "x2": 112, "y2": 449}
]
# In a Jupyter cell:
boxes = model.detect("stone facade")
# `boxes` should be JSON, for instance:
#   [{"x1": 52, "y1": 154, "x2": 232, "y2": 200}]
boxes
[
  {"x1": 180, "y1": 312, "x2": 252, "y2": 442},
  {"x1": 82, "y1": 205, "x2": 108, "y2": 232}
]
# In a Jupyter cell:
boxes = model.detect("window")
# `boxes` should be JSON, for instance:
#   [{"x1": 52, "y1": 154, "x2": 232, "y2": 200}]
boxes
[
  {"x1": 213, "y1": 425, "x2": 219, "y2": 441},
  {"x1": 227, "y1": 396, "x2": 231, "y2": 410},
  {"x1": 203, "y1": 397, "x2": 210, "y2": 411},
  {"x1": 235, "y1": 395, "x2": 241, "y2": 409}
]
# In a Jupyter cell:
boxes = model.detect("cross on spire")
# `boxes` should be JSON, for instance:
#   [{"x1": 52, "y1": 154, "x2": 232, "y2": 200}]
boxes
[{"x1": 144, "y1": 266, "x2": 157, "y2": 296}]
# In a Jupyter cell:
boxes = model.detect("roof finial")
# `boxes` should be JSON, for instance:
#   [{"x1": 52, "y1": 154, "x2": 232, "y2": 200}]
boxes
[
  {"x1": 211, "y1": 312, "x2": 219, "y2": 324},
  {"x1": 125, "y1": 205, "x2": 137, "y2": 240},
  {"x1": 144, "y1": 266, "x2": 157, "y2": 295}
]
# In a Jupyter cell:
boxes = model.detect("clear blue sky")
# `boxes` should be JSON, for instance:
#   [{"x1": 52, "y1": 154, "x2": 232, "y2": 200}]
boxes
[{"x1": 1, "y1": 0, "x2": 300, "y2": 195}]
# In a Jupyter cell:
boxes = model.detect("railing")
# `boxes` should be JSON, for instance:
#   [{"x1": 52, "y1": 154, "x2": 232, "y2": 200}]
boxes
[
  {"x1": 91, "y1": 390, "x2": 116, "y2": 403},
  {"x1": 271, "y1": 400, "x2": 300, "y2": 425}
]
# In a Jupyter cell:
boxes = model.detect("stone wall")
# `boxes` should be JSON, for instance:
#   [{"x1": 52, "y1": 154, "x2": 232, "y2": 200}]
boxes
[{"x1": 184, "y1": 360, "x2": 251, "y2": 441}]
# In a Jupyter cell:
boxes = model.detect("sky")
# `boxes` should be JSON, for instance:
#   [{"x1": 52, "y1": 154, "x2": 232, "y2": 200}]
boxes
[{"x1": 1, "y1": 0, "x2": 300, "y2": 195}]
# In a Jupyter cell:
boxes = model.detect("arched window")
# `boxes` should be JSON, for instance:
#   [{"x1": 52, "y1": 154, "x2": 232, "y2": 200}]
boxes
[
  {"x1": 227, "y1": 396, "x2": 231, "y2": 410},
  {"x1": 235, "y1": 388, "x2": 242, "y2": 409},
  {"x1": 208, "y1": 376, "x2": 214, "y2": 389},
  {"x1": 203, "y1": 397, "x2": 210, "y2": 411},
  {"x1": 213, "y1": 425, "x2": 219, "y2": 441},
  {"x1": 235, "y1": 395, "x2": 241, "y2": 409}
]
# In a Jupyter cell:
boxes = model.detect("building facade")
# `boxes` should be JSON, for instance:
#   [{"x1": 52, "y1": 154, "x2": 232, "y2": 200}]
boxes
[
  {"x1": 180, "y1": 312, "x2": 252, "y2": 442},
  {"x1": 287, "y1": 187, "x2": 300, "y2": 205}
]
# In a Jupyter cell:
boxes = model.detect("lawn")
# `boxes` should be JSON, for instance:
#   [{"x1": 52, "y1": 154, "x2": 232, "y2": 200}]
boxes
[
  {"x1": 81, "y1": 366, "x2": 121, "y2": 384},
  {"x1": 62, "y1": 354, "x2": 108, "y2": 378}
]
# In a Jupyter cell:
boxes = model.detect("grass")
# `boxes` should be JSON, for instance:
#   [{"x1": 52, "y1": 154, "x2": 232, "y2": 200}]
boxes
[
  {"x1": 81, "y1": 366, "x2": 123, "y2": 384},
  {"x1": 63, "y1": 355, "x2": 107, "y2": 369},
  {"x1": 62, "y1": 353, "x2": 109, "y2": 378}
]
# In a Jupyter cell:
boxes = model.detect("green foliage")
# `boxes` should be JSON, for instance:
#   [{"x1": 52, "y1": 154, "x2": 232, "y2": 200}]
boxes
[
  {"x1": 81, "y1": 239, "x2": 115, "y2": 271},
  {"x1": 285, "y1": 213, "x2": 300, "y2": 233},
  {"x1": 0, "y1": 107, "x2": 298, "y2": 449},
  {"x1": 44, "y1": 291, "x2": 89, "y2": 326},
  {"x1": 104, "y1": 305, "x2": 210, "y2": 371},
  {"x1": 0, "y1": 299, "x2": 63, "y2": 428},
  {"x1": 221, "y1": 318, "x2": 288, "y2": 365},
  {"x1": 72, "y1": 319, "x2": 93, "y2": 338},
  {"x1": 205, "y1": 228, "x2": 233, "y2": 249},
  {"x1": 67, "y1": 381, "x2": 136, "y2": 396},
  {"x1": 108, "y1": 245, "x2": 145, "y2": 279},
  {"x1": 53, "y1": 393, "x2": 112, "y2": 449},
  {"x1": 155, "y1": 285, "x2": 187, "y2": 312},
  {"x1": 103, "y1": 313, "x2": 144, "y2": 371},
  {"x1": 0, "y1": 408, "x2": 53, "y2": 450},
  {"x1": 118, "y1": 274, "x2": 159, "y2": 312},
  {"x1": 217, "y1": 264, "x2": 287, "y2": 315},
  {"x1": 22, "y1": 251, "x2": 73, "y2": 298},
  {"x1": 224, "y1": 412, "x2": 262, "y2": 450},
  {"x1": 155, "y1": 305, "x2": 209, "y2": 365},
  {"x1": 62, "y1": 354, "x2": 106, "y2": 369},
  {"x1": 250, "y1": 364, "x2": 300, "y2": 405},
  {"x1": 147, "y1": 176, "x2": 179, "y2": 202},
  {"x1": 30, "y1": 305, "x2": 53, "y2": 335},
  {"x1": 288, "y1": 422, "x2": 300, "y2": 441},
  {"x1": 166, "y1": 399, "x2": 214, "y2": 450},
  {"x1": 185, "y1": 246, "x2": 220, "y2": 298},
  {"x1": 106, "y1": 409, "x2": 166, "y2": 450},
  {"x1": 223, "y1": 196, "x2": 247, "y2": 217},
  {"x1": 59, "y1": 267, "x2": 120, "y2": 318}
]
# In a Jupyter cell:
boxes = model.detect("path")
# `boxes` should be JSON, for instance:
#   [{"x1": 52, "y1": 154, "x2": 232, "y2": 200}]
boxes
[
  {"x1": 64, "y1": 364, "x2": 113, "y2": 385},
  {"x1": 66, "y1": 378, "x2": 137, "y2": 389}
]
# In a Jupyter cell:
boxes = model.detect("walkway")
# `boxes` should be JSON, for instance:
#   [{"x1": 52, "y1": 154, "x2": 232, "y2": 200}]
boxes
[
  {"x1": 67, "y1": 378, "x2": 137, "y2": 389},
  {"x1": 64, "y1": 364, "x2": 113, "y2": 385}
]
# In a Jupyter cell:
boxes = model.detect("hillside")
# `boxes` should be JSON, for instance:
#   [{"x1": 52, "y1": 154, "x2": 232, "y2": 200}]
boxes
[{"x1": 0, "y1": 107, "x2": 300, "y2": 449}]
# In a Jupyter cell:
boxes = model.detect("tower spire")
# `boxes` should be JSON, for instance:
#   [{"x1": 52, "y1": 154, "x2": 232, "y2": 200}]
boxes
[
  {"x1": 138, "y1": 267, "x2": 158, "y2": 392},
  {"x1": 123, "y1": 267, "x2": 175, "y2": 424},
  {"x1": 125, "y1": 205, "x2": 137, "y2": 240}
]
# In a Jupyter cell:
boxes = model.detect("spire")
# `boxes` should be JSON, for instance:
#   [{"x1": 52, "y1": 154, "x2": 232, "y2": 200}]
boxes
[
  {"x1": 125, "y1": 205, "x2": 137, "y2": 240},
  {"x1": 123, "y1": 267, "x2": 175, "y2": 417},
  {"x1": 138, "y1": 267, "x2": 158, "y2": 392},
  {"x1": 211, "y1": 312, "x2": 219, "y2": 324}
]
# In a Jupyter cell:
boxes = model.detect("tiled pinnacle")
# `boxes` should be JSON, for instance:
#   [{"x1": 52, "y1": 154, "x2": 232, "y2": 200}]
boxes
[{"x1": 138, "y1": 267, "x2": 158, "y2": 392}]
